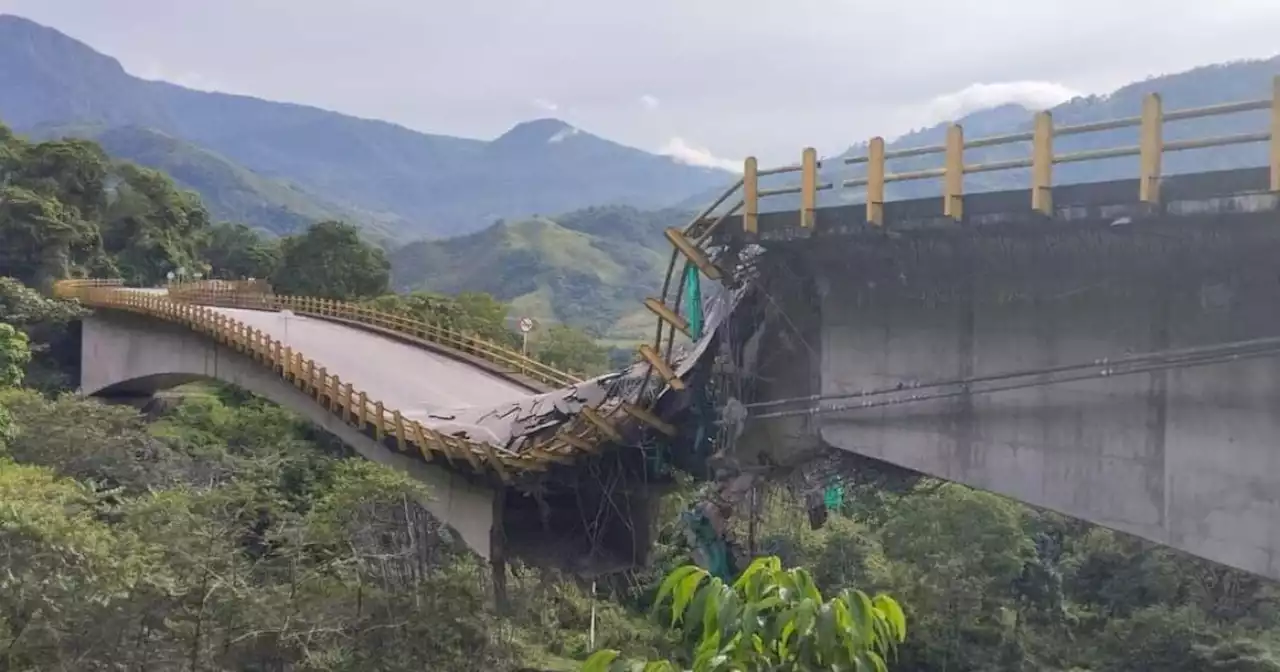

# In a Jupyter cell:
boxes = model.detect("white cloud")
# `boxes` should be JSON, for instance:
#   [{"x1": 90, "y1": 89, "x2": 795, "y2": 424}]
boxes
[
  {"x1": 548, "y1": 126, "x2": 580, "y2": 143},
  {"x1": 135, "y1": 62, "x2": 228, "y2": 92},
  {"x1": 659, "y1": 137, "x2": 740, "y2": 172},
  {"x1": 532, "y1": 98, "x2": 559, "y2": 113},
  {"x1": 639, "y1": 94, "x2": 660, "y2": 110},
  {"x1": 920, "y1": 81, "x2": 1083, "y2": 123}
]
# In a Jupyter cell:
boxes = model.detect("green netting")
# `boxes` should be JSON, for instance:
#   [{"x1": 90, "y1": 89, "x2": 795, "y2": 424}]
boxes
[
  {"x1": 683, "y1": 263, "x2": 703, "y2": 340},
  {"x1": 823, "y1": 483, "x2": 845, "y2": 511}
]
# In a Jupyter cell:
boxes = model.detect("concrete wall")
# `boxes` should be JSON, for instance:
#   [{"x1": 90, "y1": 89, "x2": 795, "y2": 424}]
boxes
[
  {"x1": 81, "y1": 312, "x2": 498, "y2": 559},
  {"x1": 767, "y1": 211, "x2": 1280, "y2": 580}
]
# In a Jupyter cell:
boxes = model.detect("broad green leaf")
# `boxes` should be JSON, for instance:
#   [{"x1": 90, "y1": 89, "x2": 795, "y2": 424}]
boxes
[{"x1": 581, "y1": 649, "x2": 620, "y2": 672}]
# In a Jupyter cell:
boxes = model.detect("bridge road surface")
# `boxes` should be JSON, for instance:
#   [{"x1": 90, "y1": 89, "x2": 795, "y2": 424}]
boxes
[{"x1": 204, "y1": 306, "x2": 537, "y2": 416}]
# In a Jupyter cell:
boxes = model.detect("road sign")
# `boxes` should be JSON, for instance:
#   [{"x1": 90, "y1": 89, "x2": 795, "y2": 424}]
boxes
[{"x1": 518, "y1": 317, "x2": 535, "y2": 333}]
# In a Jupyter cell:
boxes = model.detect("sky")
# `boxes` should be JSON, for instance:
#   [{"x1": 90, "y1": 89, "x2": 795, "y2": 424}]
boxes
[{"x1": 3, "y1": 0, "x2": 1279, "y2": 169}]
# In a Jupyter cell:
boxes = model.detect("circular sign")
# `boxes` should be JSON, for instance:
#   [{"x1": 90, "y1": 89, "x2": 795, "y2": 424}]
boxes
[{"x1": 518, "y1": 317, "x2": 535, "y2": 333}]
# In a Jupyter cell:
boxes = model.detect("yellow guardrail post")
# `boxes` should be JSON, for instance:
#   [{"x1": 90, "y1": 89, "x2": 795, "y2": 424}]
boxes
[
  {"x1": 1140, "y1": 93, "x2": 1163, "y2": 204},
  {"x1": 1031, "y1": 111, "x2": 1054, "y2": 216},
  {"x1": 800, "y1": 147, "x2": 818, "y2": 229},
  {"x1": 743, "y1": 156, "x2": 759, "y2": 235},
  {"x1": 943, "y1": 124, "x2": 964, "y2": 220},
  {"x1": 866, "y1": 137, "x2": 885, "y2": 226}
]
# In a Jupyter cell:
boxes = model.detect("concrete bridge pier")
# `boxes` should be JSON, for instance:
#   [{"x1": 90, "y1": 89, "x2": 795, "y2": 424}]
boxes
[{"x1": 744, "y1": 211, "x2": 1280, "y2": 581}]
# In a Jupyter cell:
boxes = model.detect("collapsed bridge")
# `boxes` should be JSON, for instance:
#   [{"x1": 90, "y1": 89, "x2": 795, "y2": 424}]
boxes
[{"x1": 64, "y1": 76, "x2": 1280, "y2": 582}]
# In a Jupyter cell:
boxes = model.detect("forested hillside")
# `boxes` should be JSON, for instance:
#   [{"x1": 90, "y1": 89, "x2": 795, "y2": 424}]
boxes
[
  {"x1": 390, "y1": 206, "x2": 686, "y2": 340},
  {"x1": 26, "y1": 123, "x2": 405, "y2": 240},
  {"x1": 0, "y1": 14, "x2": 732, "y2": 239}
]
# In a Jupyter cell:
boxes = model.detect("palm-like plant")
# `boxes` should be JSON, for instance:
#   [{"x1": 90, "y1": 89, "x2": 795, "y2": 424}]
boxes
[{"x1": 584, "y1": 555, "x2": 906, "y2": 671}]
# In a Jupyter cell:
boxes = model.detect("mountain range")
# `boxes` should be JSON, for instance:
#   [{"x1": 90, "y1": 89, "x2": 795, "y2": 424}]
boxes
[{"x1": 0, "y1": 14, "x2": 732, "y2": 239}]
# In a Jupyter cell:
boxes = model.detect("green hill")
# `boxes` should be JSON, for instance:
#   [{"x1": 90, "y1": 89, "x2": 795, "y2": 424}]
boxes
[
  {"x1": 389, "y1": 206, "x2": 688, "y2": 338},
  {"x1": 25, "y1": 124, "x2": 402, "y2": 239}
]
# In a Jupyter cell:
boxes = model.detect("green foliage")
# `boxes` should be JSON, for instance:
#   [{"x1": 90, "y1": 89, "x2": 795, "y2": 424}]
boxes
[
  {"x1": 0, "y1": 322, "x2": 30, "y2": 387},
  {"x1": 1, "y1": 388, "x2": 192, "y2": 493},
  {"x1": 202, "y1": 220, "x2": 281, "y2": 280},
  {"x1": 390, "y1": 206, "x2": 687, "y2": 337},
  {"x1": 71, "y1": 124, "x2": 403, "y2": 237},
  {"x1": 100, "y1": 162, "x2": 212, "y2": 285},
  {"x1": 535, "y1": 324, "x2": 610, "y2": 377},
  {"x1": 272, "y1": 219, "x2": 391, "y2": 300},
  {"x1": 0, "y1": 387, "x2": 545, "y2": 670},
  {"x1": 0, "y1": 122, "x2": 216, "y2": 288},
  {"x1": 590, "y1": 556, "x2": 906, "y2": 671},
  {"x1": 363, "y1": 290, "x2": 518, "y2": 346},
  {"x1": 0, "y1": 184, "x2": 90, "y2": 290},
  {"x1": 0, "y1": 276, "x2": 87, "y2": 391}
]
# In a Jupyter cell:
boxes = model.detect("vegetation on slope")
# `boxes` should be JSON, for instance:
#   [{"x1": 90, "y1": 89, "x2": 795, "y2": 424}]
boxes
[
  {"x1": 24, "y1": 123, "x2": 402, "y2": 239},
  {"x1": 390, "y1": 205, "x2": 687, "y2": 341}
]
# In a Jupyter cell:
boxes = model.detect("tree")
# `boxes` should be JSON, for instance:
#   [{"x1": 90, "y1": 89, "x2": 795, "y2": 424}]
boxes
[
  {"x1": 101, "y1": 163, "x2": 211, "y2": 285},
  {"x1": 536, "y1": 324, "x2": 609, "y2": 376},
  {"x1": 272, "y1": 220, "x2": 390, "y2": 299},
  {"x1": 585, "y1": 555, "x2": 906, "y2": 671},
  {"x1": 0, "y1": 186, "x2": 92, "y2": 291},
  {"x1": 202, "y1": 221, "x2": 281, "y2": 280},
  {"x1": 0, "y1": 319, "x2": 22, "y2": 453},
  {"x1": 363, "y1": 290, "x2": 516, "y2": 345},
  {"x1": 0, "y1": 322, "x2": 30, "y2": 388},
  {"x1": 0, "y1": 277, "x2": 87, "y2": 391}
]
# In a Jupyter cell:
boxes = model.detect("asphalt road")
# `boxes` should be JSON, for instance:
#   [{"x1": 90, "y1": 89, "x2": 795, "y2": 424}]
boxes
[{"x1": 209, "y1": 307, "x2": 535, "y2": 414}]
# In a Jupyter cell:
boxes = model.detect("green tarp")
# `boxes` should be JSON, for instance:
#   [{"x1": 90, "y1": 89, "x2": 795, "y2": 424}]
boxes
[{"x1": 683, "y1": 263, "x2": 703, "y2": 340}]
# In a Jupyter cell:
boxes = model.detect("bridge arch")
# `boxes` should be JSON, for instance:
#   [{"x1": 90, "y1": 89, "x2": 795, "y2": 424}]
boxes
[{"x1": 81, "y1": 310, "x2": 499, "y2": 557}]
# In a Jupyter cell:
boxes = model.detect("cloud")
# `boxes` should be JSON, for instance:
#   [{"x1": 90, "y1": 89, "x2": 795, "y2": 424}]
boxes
[
  {"x1": 134, "y1": 62, "x2": 228, "y2": 93},
  {"x1": 532, "y1": 98, "x2": 559, "y2": 113},
  {"x1": 639, "y1": 94, "x2": 660, "y2": 110},
  {"x1": 548, "y1": 126, "x2": 580, "y2": 143},
  {"x1": 659, "y1": 137, "x2": 740, "y2": 172},
  {"x1": 920, "y1": 81, "x2": 1083, "y2": 123}
]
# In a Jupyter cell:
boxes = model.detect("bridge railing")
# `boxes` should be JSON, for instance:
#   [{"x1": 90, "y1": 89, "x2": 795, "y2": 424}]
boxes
[
  {"x1": 55, "y1": 279, "x2": 556, "y2": 480},
  {"x1": 166, "y1": 280, "x2": 579, "y2": 390},
  {"x1": 677, "y1": 76, "x2": 1280, "y2": 239},
  {"x1": 632, "y1": 77, "x2": 1280, "y2": 457}
]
